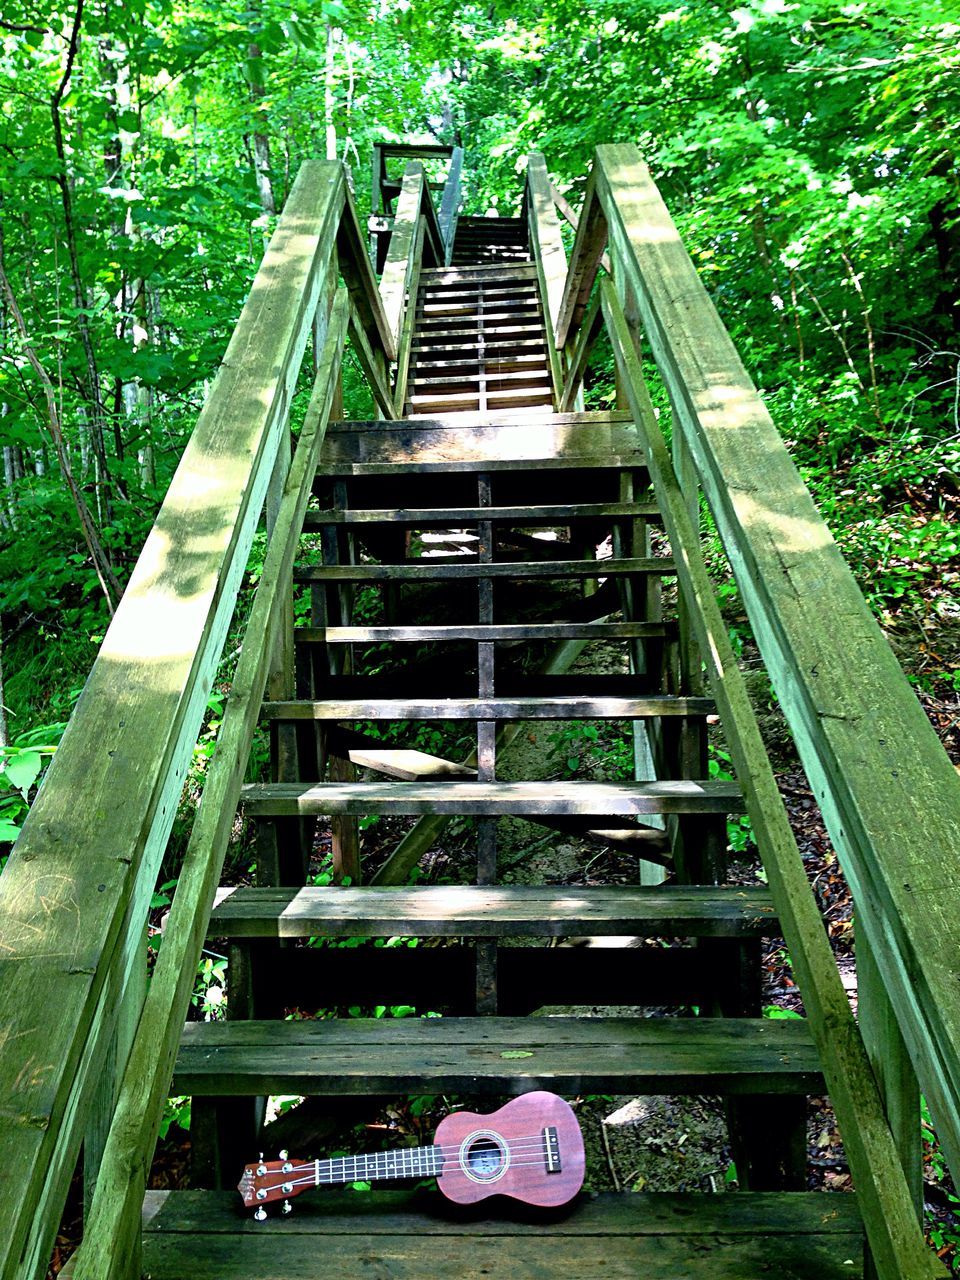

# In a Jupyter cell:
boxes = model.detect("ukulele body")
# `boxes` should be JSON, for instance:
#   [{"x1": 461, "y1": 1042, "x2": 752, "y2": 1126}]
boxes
[{"x1": 434, "y1": 1090, "x2": 584, "y2": 1206}]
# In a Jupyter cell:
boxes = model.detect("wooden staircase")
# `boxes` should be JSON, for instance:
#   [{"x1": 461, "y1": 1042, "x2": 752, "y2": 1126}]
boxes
[
  {"x1": 142, "y1": 233, "x2": 856, "y2": 1276},
  {"x1": 15, "y1": 146, "x2": 953, "y2": 1280}
]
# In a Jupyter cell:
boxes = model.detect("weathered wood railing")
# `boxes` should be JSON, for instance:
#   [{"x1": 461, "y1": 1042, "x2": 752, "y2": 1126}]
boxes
[
  {"x1": 527, "y1": 141, "x2": 960, "y2": 1279},
  {"x1": 0, "y1": 156, "x2": 431, "y2": 1280}
]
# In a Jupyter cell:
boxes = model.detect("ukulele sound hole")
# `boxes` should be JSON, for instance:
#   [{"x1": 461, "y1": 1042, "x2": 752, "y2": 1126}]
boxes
[{"x1": 465, "y1": 1136, "x2": 505, "y2": 1180}]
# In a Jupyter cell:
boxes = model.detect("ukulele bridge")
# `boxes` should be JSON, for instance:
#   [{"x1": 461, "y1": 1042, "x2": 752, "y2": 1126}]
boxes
[{"x1": 543, "y1": 1126, "x2": 561, "y2": 1174}]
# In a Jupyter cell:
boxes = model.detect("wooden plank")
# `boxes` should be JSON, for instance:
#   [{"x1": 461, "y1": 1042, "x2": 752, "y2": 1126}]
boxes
[
  {"x1": 0, "y1": 161, "x2": 346, "y2": 1280},
  {"x1": 336, "y1": 180, "x2": 397, "y2": 363},
  {"x1": 262, "y1": 694, "x2": 711, "y2": 720},
  {"x1": 600, "y1": 277, "x2": 941, "y2": 1278},
  {"x1": 295, "y1": 623, "x2": 672, "y2": 643},
  {"x1": 71, "y1": 294, "x2": 351, "y2": 1280},
  {"x1": 378, "y1": 163, "x2": 425, "y2": 352},
  {"x1": 597, "y1": 141, "x2": 960, "y2": 1225},
  {"x1": 174, "y1": 1015, "x2": 821, "y2": 1097},
  {"x1": 140, "y1": 1198, "x2": 863, "y2": 1280},
  {"x1": 347, "y1": 300, "x2": 396, "y2": 420},
  {"x1": 392, "y1": 215, "x2": 425, "y2": 415},
  {"x1": 304, "y1": 501, "x2": 659, "y2": 526},
  {"x1": 560, "y1": 290, "x2": 604, "y2": 412},
  {"x1": 209, "y1": 884, "x2": 775, "y2": 938},
  {"x1": 525, "y1": 153, "x2": 566, "y2": 406},
  {"x1": 419, "y1": 264, "x2": 538, "y2": 285},
  {"x1": 240, "y1": 778, "x2": 743, "y2": 817},
  {"x1": 555, "y1": 168, "x2": 607, "y2": 349},
  {"x1": 295, "y1": 557, "x2": 674, "y2": 582},
  {"x1": 438, "y1": 145, "x2": 464, "y2": 263}
]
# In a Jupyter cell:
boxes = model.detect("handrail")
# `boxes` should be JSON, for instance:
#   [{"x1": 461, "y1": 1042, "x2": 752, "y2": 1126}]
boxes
[
  {"x1": 438, "y1": 145, "x2": 464, "y2": 265},
  {"x1": 0, "y1": 159, "x2": 401, "y2": 1280},
  {"x1": 524, "y1": 154, "x2": 567, "y2": 407},
  {"x1": 73, "y1": 291, "x2": 350, "y2": 1280},
  {"x1": 601, "y1": 277, "x2": 940, "y2": 1280},
  {"x1": 550, "y1": 140, "x2": 960, "y2": 1277}
]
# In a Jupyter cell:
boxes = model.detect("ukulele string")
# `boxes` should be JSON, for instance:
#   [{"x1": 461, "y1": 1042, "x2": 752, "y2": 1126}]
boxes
[
  {"x1": 261, "y1": 1139, "x2": 555, "y2": 1190},
  {"x1": 264, "y1": 1133, "x2": 554, "y2": 1171},
  {"x1": 269, "y1": 1155, "x2": 557, "y2": 1192}
]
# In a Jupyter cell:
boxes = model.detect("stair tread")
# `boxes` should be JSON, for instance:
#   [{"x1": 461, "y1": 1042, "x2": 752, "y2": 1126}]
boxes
[
  {"x1": 240, "y1": 778, "x2": 744, "y2": 816},
  {"x1": 140, "y1": 1189, "x2": 863, "y2": 1280},
  {"x1": 262, "y1": 693, "x2": 711, "y2": 719},
  {"x1": 294, "y1": 557, "x2": 675, "y2": 581},
  {"x1": 295, "y1": 623, "x2": 672, "y2": 643},
  {"x1": 209, "y1": 884, "x2": 776, "y2": 939},
  {"x1": 303, "y1": 500, "x2": 660, "y2": 525},
  {"x1": 173, "y1": 1015, "x2": 819, "y2": 1095}
]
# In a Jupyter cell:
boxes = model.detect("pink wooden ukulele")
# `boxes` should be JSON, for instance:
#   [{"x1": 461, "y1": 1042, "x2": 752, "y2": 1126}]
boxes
[{"x1": 238, "y1": 1091, "x2": 584, "y2": 1217}]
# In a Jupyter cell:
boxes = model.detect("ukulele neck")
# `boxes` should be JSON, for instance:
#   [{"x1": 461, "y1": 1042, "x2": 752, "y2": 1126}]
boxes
[{"x1": 304, "y1": 1145, "x2": 445, "y2": 1186}]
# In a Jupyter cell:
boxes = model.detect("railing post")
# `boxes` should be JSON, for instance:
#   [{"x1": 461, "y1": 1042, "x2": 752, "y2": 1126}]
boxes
[{"x1": 858, "y1": 928, "x2": 923, "y2": 1279}]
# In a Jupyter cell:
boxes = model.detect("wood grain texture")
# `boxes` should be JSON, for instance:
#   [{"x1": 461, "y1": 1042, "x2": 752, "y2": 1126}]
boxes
[
  {"x1": 261, "y1": 694, "x2": 712, "y2": 720},
  {"x1": 72, "y1": 293, "x2": 351, "y2": 1280},
  {"x1": 173, "y1": 1015, "x2": 822, "y2": 1097},
  {"x1": 600, "y1": 275, "x2": 940, "y2": 1277},
  {"x1": 378, "y1": 163, "x2": 426, "y2": 351},
  {"x1": 208, "y1": 884, "x2": 776, "y2": 938},
  {"x1": 240, "y1": 777, "x2": 743, "y2": 817},
  {"x1": 0, "y1": 160, "x2": 346, "y2": 1280},
  {"x1": 139, "y1": 1189, "x2": 863, "y2": 1280},
  {"x1": 293, "y1": 623, "x2": 673, "y2": 643},
  {"x1": 596, "y1": 139, "x2": 960, "y2": 1236},
  {"x1": 303, "y1": 500, "x2": 659, "y2": 525},
  {"x1": 294, "y1": 557, "x2": 675, "y2": 582}
]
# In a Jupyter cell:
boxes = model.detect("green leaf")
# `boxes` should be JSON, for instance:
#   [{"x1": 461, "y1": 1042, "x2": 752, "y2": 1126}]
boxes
[
  {"x1": 3, "y1": 751, "x2": 42, "y2": 800},
  {"x1": 500, "y1": 1050, "x2": 534, "y2": 1059},
  {"x1": 0, "y1": 819, "x2": 22, "y2": 844}
]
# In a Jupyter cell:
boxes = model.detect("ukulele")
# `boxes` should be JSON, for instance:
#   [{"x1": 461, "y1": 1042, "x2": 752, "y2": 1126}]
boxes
[{"x1": 238, "y1": 1091, "x2": 584, "y2": 1218}]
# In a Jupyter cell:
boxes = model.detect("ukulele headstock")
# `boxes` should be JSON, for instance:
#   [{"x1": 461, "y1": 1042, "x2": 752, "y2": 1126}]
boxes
[{"x1": 237, "y1": 1150, "x2": 303, "y2": 1219}]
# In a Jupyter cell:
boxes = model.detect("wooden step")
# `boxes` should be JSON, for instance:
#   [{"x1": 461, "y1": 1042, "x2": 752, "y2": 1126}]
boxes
[
  {"x1": 209, "y1": 884, "x2": 775, "y2": 940},
  {"x1": 411, "y1": 339, "x2": 547, "y2": 358},
  {"x1": 410, "y1": 352, "x2": 547, "y2": 372},
  {"x1": 419, "y1": 264, "x2": 538, "y2": 285},
  {"x1": 419, "y1": 284, "x2": 537, "y2": 303},
  {"x1": 295, "y1": 622, "x2": 672, "y2": 644},
  {"x1": 303, "y1": 500, "x2": 660, "y2": 526},
  {"x1": 263, "y1": 693, "x2": 711, "y2": 720},
  {"x1": 294, "y1": 557, "x2": 675, "y2": 583},
  {"x1": 173, "y1": 1015, "x2": 818, "y2": 1096},
  {"x1": 416, "y1": 307, "x2": 542, "y2": 325},
  {"x1": 239, "y1": 779, "x2": 744, "y2": 817},
  {"x1": 411, "y1": 370, "x2": 552, "y2": 389},
  {"x1": 140, "y1": 1189, "x2": 863, "y2": 1280}
]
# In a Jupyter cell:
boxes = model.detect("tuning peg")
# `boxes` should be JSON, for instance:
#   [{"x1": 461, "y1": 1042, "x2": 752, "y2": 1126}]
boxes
[
  {"x1": 278, "y1": 1149, "x2": 289, "y2": 1160},
  {"x1": 253, "y1": 1206, "x2": 268, "y2": 1222},
  {"x1": 282, "y1": 1199, "x2": 293, "y2": 1215},
  {"x1": 258, "y1": 1152, "x2": 264, "y2": 1160}
]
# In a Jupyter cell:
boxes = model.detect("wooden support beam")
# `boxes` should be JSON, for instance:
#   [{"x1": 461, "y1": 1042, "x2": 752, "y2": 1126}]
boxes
[
  {"x1": 347, "y1": 300, "x2": 397, "y2": 420},
  {"x1": 601, "y1": 276, "x2": 941, "y2": 1279},
  {"x1": 555, "y1": 169, "x2": 608, "y2": 349},
  {"x1": 559, "y1": 291, "x2": 603, "y2": 412},
  {"x1": 0, "y1": 161, "x2": 347, "y2": 1280},
  {"x1": 336, "y1": 178, "x2": 397, "y2": 363},
  {"x1": 72, "y1": 294, "x2": 351, "y2": 1280}
]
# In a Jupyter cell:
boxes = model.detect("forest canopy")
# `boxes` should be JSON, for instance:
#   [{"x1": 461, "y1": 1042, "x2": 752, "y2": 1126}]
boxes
[{"x1": 1, "y1": 0, "x2": 958, "y2": 751}]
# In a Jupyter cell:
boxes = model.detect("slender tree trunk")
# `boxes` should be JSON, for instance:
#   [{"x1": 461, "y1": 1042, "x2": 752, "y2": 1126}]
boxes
[
  {"x1": 0, "y1": 614, "x2": 8, "y2": 750},
  {"x1": 51, "y1": 0, "x2": 113, "y2": 526},
  {"x1": 324, "y1": 20, "x2": 337, "y2": 161},
  {"x1": 0, "y1": 255, "x2": 120, "y2": 612},
  {"x1": 247, "y1": 15, "x2": 275, "y2": 214}
]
